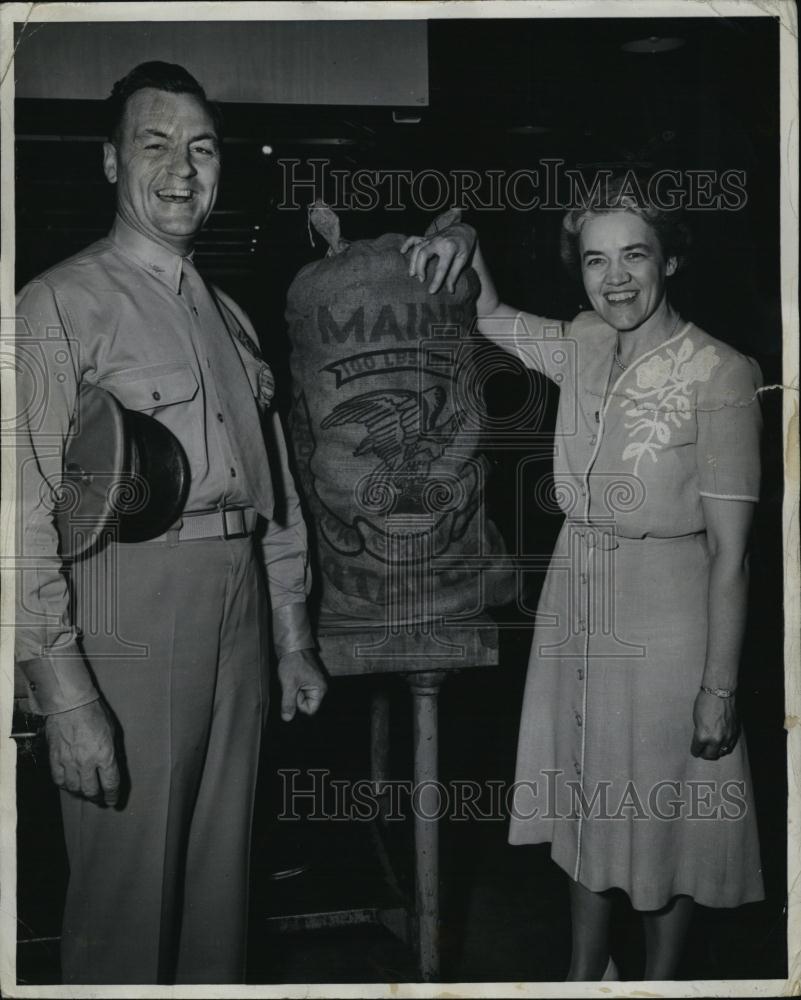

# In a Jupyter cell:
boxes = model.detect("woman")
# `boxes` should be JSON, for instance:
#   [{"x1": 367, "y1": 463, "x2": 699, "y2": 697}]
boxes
[{"x1": 402, "y1": 184, "x2": 764, "y2": 980}]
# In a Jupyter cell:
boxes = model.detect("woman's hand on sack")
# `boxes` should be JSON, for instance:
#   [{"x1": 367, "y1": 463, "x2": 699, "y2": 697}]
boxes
[
  {"x1": 401, "y1": 223, "x2": 477, "y2": 294},
  {"x1": 690, "y1": 687, "x2": 740, "y2": 760}
]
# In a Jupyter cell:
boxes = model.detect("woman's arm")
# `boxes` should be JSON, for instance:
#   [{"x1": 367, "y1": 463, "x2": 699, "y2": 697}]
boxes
[
  {"x1": 401, "y1": 224, "x2": 561, "y2": 367},
  {"x1": 690, "y1": 496, "x2": 754, "y2": 760},
  {"x1": 468, "y1": 238, "x2": 522, "y2": 341}
]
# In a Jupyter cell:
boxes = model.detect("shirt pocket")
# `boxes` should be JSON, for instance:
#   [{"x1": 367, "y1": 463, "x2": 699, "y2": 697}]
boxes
[{"x1": 97, "y1": 362, "x2": 199, "y2": 413}]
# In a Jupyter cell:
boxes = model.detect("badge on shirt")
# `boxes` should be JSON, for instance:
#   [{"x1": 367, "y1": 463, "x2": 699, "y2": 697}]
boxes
[{"x1": 258, "y1": 363, "x2": 275, "y2": 406}]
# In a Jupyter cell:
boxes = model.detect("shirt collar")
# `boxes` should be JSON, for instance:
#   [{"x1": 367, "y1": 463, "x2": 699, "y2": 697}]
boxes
[{"x1": 108, "y1": 215, "x2": 191, "y2": 294}]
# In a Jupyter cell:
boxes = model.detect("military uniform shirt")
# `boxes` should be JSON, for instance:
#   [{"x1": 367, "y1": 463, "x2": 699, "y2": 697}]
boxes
[{"x1": 15, "y1": 216, "x2": 313, "y2": 714}]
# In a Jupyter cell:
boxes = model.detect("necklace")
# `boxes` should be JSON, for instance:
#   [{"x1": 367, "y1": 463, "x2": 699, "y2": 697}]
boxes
[{"x1": 614, "y1": 314, "x2": 683, "y2": 374}]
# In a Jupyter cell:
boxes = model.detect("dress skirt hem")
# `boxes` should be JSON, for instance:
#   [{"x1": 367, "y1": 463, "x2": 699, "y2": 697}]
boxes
[{"x1": 507, "y1": 524, "x2": 765, "y2": 912}]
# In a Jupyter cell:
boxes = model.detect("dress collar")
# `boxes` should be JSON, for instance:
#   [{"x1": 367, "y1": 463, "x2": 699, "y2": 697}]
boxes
[
  {"x1": 108, "y1": 215, "x2": 191, "y2": 294},
  {"x1": 603, "y1": 320, "x2": 693, "y2": 416}
]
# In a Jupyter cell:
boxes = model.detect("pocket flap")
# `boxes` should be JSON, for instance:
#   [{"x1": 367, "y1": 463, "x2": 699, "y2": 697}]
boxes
[{"x1": 98, "y1": 362, "x2": 199, "y2": 412}]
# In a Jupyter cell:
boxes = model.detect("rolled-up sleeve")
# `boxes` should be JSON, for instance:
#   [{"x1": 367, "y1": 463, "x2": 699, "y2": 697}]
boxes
[
  {"x1": 696, "y1": 351, "x2": 762, "y2": 502},
  {"x1": 260, "y1": 410, "x2": 314, "y2": 657},
  {"x1": 14, "y1": 280, "x2": 99, "y2": 714}
]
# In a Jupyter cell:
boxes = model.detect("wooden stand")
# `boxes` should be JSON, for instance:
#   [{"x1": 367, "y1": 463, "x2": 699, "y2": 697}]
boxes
[{"x1": 312, "y1": 615, "x2": 499, "y2": 981}]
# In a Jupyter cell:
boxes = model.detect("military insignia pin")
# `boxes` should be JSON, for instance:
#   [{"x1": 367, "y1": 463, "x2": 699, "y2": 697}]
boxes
[{"x1": 258, "y1": 364, "x2": 275, "y2": 406}]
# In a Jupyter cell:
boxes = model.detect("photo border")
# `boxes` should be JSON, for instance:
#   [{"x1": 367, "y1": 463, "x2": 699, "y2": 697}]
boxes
[{"x1": 1, "y1": 2, "x2": 797, "y2": 997}]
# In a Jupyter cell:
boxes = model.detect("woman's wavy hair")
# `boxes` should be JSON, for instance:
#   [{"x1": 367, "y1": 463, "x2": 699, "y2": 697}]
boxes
[{"x1": 559, "y1": 174, "x2": 692, "y2": 280}]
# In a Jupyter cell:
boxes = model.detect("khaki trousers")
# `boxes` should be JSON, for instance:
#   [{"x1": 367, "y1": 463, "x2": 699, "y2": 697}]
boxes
[{"x1": 60, "y1": 535, "x2": 269, "y2": 984}]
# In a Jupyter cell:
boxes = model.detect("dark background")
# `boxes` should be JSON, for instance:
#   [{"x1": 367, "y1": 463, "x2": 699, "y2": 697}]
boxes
[{"x1": 15, "y1": 15, "x2": 786, "y2": 984}]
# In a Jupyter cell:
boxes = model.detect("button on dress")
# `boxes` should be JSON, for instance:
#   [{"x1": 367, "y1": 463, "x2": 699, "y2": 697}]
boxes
[{"x1": 507, "y1": 311, "x2": 765, "y2": 910}]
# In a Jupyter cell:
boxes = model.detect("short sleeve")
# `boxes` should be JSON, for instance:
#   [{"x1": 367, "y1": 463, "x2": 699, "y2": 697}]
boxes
[
  {"x1": 696, "y1": 351, "x2": 762, "y2": 502},
  {"x1": 478, "y1": 310, "x2": 565, "y2": 380},
  {"x1": 509, "y1": 312, "x2": 566, "y2": 381}
]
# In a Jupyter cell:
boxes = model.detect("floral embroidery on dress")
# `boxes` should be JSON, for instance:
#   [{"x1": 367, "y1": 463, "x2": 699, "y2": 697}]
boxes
[{"x1": 620, "y1": 337, "x2": 720, "y2": 475}]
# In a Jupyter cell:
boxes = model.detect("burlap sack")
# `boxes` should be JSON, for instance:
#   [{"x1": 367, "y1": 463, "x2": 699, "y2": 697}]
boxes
[{"x1": 285, "y1": 231, "x2": 515, "y2": 622}]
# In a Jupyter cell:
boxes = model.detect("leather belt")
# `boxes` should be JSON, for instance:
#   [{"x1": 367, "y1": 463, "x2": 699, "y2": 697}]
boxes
[{"x1": 148, "y1": 506, "x2": 259, "y2": 543}]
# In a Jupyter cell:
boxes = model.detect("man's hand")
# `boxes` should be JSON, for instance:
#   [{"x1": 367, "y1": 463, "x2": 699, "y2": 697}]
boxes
[
  {"x1": 401, "y1": 222, "x2": 477, "y2": 294},
  {"x1": 277, "y1": 649, "x2": 328, "y2": 721},
  {"x1": 45, "y1": 698, "x2": 120, "y2": 805},
  {"x1": 690, "y1": 689, "x2": 740, "y2": 760}
]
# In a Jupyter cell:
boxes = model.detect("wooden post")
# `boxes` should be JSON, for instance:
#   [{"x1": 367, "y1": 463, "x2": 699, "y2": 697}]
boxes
[
  {"x1": 406, "y1": 669, "x2": 446, "y2": 981},
  {"x1": 369, "y1": 687, "x2": 391, "y2": 822}
]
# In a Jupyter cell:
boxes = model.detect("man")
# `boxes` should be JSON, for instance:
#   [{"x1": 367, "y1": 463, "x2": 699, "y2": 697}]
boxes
[{"x1": 14, "y1": 61, "x2": 327, "y2": 985}]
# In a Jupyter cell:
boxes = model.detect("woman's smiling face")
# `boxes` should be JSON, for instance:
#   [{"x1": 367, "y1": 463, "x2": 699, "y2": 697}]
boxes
[{"x1": 579, "y1": 211, "x2": 677, "y2": 332}]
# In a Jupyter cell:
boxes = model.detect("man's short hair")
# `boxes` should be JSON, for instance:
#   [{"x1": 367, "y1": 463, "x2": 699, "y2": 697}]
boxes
[{"x1": 106, "y1": 61, "x2": 223, "y2": 145}]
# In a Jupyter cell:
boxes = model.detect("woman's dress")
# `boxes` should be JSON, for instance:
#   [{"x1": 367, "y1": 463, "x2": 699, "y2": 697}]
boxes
[{"x1": 507, "y1": 310, "x2": 765, "y2": 910}]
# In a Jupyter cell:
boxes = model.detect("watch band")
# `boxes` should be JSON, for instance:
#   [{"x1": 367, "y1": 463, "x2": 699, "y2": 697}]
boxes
[{"x1": 700, "y1": 684, "x2": 737, "y2": 699}]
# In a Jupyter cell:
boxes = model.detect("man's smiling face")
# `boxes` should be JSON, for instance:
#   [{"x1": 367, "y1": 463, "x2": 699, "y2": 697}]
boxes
[{"x1": 103, "y1": 87, "x2": 220, "y2": 254}]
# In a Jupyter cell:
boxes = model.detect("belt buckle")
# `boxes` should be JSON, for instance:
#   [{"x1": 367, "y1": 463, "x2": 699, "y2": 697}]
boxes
[{"x1": 221, "y1": 508, "x2": 247, "y2": 539}]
